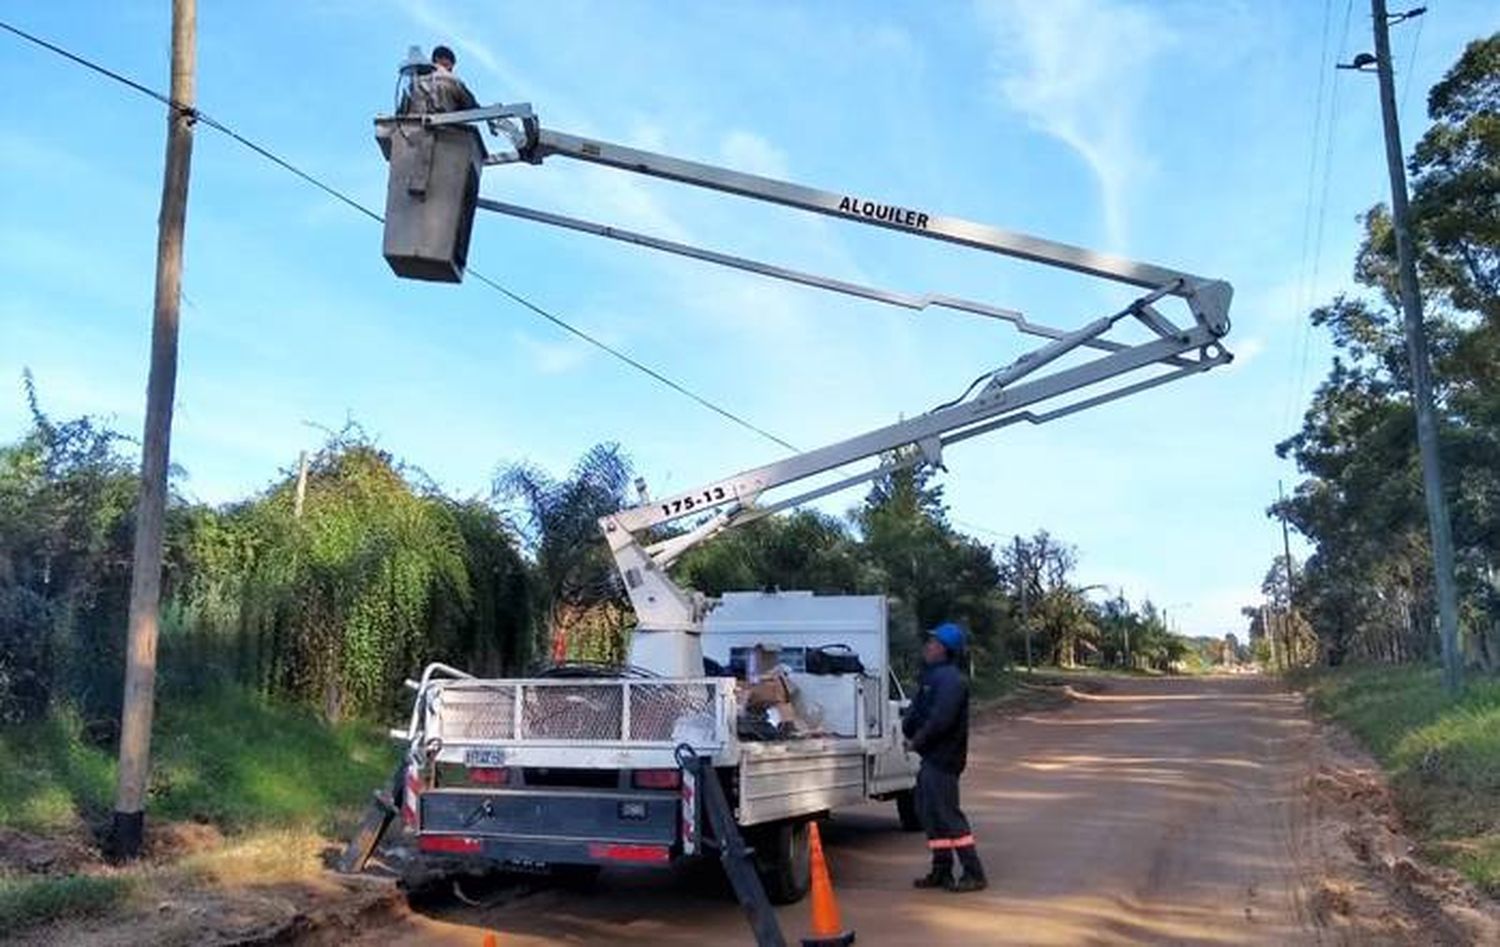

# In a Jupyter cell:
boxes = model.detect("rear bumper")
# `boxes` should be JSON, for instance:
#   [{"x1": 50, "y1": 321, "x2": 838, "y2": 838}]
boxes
[{"x1": 417, "y1": 787, "x2": 679, "y2": 867}]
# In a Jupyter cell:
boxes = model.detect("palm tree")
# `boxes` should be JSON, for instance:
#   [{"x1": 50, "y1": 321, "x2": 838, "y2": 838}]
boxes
[{"x1": 494, "y1": 444, "x2": 634, "y2": 666}]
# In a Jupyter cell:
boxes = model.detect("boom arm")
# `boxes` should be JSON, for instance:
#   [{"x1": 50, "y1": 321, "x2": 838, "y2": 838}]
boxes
[{"x1": 375, "y1": 100, "x2": 1234, "y2": 677}]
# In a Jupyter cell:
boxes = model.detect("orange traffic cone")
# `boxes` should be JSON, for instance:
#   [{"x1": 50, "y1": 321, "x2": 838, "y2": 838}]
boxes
[
  {"x1": 802, "y1": 821, "x2": 855, "y2": 946},
  {"x1": 481, "y1": 933, "x2": 498, "y2": 947}
]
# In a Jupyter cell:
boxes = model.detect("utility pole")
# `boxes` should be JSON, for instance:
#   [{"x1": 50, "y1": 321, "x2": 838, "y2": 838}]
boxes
[
  {"x1": 111, "y1": 0, "x2": 196, "y2": 860},
  {"x1": 293, "y1": 450, "x2": 309, "y2": 519},
  {"x1": 1359, "y1": 1, "x2": 1463, "y2": 694},
  {"x1": 1278, "y1": 480, "x2": 1299, "y2": 665},
  {"x1": 1015, "y1": 536, "x2": 1032, "y2": 672}
]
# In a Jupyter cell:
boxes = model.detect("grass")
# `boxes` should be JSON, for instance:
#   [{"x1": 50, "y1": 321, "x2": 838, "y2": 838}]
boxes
[
  {"x1": 0, "y1": 874, "x2": 133, "y2": 934},
  {"x1": 1304, "y1": 664, "x2": 1500, "y2": 894},
  {"x1": 0, "y1": 688, "x2": 397, "y2": 936},
  {"x1": 0, "y1": 688, "x2": 395, "y2": 836}
]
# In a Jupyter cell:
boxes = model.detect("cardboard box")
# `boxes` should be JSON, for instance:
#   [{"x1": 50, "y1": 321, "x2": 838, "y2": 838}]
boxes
[{"x1": 745, "y1": 674, "x2": 792, "y2": 709}]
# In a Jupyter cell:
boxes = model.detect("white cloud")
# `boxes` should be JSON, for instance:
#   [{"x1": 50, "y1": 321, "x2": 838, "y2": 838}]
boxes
[
  {"x1": 972, "y1": 0, "x2": 1173, "y2": 250},
  {"x1": 513, "y1": 331, "x2": 589, "y2": 375},
  {"x1": 719, "y1": 130, "x2": 791, "y2": 180},
  {"x1": 1230, "y1": 335, "x2": 1265, "y2": 366},
  {"x1": 394, "y1": 0, "x2": 525, "y2": 93}
]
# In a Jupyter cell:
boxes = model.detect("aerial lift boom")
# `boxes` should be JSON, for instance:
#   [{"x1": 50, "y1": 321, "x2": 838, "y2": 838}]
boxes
[{"x1": 375, "y1": 99, "x2": 1234, "y2": 677}]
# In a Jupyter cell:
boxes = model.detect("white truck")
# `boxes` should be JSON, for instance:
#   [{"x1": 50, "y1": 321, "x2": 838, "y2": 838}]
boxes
[
  {"x1": 358, "y1": 52, "x2": 1235, "y2": 909},
  {"x1": 395, "y1": 592, "x2": 916, "y2": 903}
]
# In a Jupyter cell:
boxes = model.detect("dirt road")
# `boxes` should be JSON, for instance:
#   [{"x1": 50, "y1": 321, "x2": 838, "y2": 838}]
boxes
[{"x1": 346, "y1": 675, "x2": 1488, "y2": 945}]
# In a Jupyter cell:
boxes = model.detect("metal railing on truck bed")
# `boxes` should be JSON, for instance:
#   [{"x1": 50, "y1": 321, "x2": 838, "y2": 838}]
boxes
[{"x1": 397, "y1": 664, "x2": 736, "y2": 770}]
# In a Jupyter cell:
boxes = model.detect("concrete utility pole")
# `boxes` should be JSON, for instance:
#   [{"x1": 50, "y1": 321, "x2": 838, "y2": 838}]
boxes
[
  {"x1": 1363, "y1": 0, "x2": 1463, "y2": 695},
  {"x1": 112, "y1": 0, "x2": 196, "y2": 860}
]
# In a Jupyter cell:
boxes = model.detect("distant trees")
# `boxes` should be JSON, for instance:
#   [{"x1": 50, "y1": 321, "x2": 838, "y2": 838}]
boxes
[{"x1": 1268, "y1": 33, "x2": 1500, "y2": 673}]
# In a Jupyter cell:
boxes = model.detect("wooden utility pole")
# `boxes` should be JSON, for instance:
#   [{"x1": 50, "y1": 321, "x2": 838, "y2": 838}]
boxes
[{"x1": 111, "y1": 0, "x2": 196, "y2": 861}]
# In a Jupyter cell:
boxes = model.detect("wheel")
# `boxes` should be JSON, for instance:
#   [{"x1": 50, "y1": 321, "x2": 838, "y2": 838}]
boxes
[
  {"x1": 750, "y1": 820, "x2": 811, "y2": 905},
  {"x1": 894, "y1": 790, "x2": 922, "y2": 832}
]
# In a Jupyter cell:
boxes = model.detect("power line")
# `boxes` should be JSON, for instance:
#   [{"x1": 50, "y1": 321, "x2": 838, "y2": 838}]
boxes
[
  {"x1": 0, "y1": 18, "x2": 789, "y2": 451},
  {"x1": 1284, "y1": 0, "x2": 1357, "y2": 437},
  {"x1": 1398, "y1": 5, "x2": 1426, "y2": 118},
  {"x1": 1283, "y1": 0, "x2": 1337, "y2": 436}
]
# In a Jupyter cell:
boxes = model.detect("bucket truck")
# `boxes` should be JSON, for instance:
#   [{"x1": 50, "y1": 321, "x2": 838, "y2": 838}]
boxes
[{"x1": 356, "y1": 75, "x2": 1233, "y2": 906}]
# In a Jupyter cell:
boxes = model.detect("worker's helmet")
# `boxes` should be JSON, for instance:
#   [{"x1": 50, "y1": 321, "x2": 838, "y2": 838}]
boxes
[
  {"x1": 926, "y1": 622, "x2": 966, "y2": 655},
  {"x1": 432, "y1": 45, "x2": 456, "y2": 66}
]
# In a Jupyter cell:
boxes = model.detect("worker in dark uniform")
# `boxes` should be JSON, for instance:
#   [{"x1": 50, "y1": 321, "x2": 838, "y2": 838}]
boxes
[
  {"x1": 902, "y1": 622, "x2": 988, "y2": 892},
  {"x1": 399, "y1": 44, "x2": 479, "y2": 116}
]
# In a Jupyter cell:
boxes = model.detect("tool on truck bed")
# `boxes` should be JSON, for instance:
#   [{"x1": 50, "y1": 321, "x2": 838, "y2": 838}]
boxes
[{"x1": 350, "y1": 45, "x2": 1234, "y2": 946}]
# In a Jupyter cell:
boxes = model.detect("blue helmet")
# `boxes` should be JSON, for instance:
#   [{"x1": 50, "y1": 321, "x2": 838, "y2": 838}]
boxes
[{"x1": 927, "y1": 622, "x2": 966, "y2": 655}]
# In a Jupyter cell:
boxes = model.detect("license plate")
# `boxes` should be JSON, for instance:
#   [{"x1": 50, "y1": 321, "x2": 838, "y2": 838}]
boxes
[{"x1": 464, "y1": 748, "x2": 506, "y2": 767}]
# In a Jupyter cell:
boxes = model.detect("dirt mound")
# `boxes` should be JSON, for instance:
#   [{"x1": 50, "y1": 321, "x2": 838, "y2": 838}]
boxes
[
  {"x1": 0, "y1": 826, "x2": 100, "y2": 875},
  {"x1": 1305, "y1": 721, "x2": 1500, "y2": 945},
  {"x1": 147, "y1": 819, "x2": 226, "y2": 860}
]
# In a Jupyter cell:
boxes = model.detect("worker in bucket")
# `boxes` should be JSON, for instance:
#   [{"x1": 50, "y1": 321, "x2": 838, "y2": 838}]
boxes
[
  {"x1": 903, "y1": 622, "x2": 988, "y2": 892},
  {"x1": 399, "y1": 44, "x2": 479, "y2": 116}
]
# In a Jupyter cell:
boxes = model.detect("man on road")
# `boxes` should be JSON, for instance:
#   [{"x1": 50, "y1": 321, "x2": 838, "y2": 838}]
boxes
[{"x1": 902, "y1": 622, "x2": 988, "y2": 893}]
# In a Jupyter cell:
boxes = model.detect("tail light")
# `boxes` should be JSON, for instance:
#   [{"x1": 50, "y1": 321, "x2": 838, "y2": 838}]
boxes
[
  {"x1": 632, "y1": 769, "x2": 681, "y2": 790},
  {"x1": 588, "y1": 843, "x2": 670, "y2": 864},
  {"x1": 420, "y1": 835, "x2": 482, "y2": 854},
  {"x1": 468, "y1": 767, "x2": 510, "y2": 786},
  {"x1": 434, "y1": 762, "x2": 511, "y2": 788}
]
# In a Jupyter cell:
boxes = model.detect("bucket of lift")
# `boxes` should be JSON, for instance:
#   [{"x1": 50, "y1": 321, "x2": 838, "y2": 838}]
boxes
[{"x1": 375, "y1": 118, "x2": 484, "y2": 283}]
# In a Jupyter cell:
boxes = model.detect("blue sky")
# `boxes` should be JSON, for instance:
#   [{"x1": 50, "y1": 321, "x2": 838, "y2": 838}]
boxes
[{"x1": 3, "y1": 1, "x2": 1496, "y2": 638}]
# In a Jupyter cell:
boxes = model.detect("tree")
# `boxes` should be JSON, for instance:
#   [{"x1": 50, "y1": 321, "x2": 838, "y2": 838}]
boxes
[
  {"x1": 0, "y1": 374, "x2": 138, "y2": 722},
  {"x1": 676, "y1": 510, "x2": 870, "y2": 597},
  {"x1": 495, "y1": 443, "x2": 634, "y2": 666},
  {"x1": 854, "y1": 461, "x2": 1003, "y2": 675},
  {"x1": 237, "y1": 439, "x2": 475, "y2": 719}
]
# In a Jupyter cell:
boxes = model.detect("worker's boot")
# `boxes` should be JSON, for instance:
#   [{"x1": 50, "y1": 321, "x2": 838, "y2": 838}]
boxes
[
  {"x1": 913, "y1": 851, "x2": 954, "y2": 889},
  {"x1": 948, "y1": 846, "x2": 988, "y2": 893}
]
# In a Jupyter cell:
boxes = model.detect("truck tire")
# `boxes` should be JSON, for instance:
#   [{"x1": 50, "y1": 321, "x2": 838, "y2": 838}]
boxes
[
  {"x1": 751, "y1": 819, "x2": 811, "y2": 905},
  {"x1": 895, "y1": 790, "x2": 923, "y2": 832}
]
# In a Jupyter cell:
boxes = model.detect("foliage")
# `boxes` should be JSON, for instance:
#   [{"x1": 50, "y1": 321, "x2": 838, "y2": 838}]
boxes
[
  {"x1": 0, "y1": 874, "x2": 132, "y2": 937},
  {"x1": 0, "y1": 373, "x2": 137, "y2": 723},
  {"x1": 236, "y1": 441, "x2": 476, "y2": 719},
  {"x1": 677, "y1": 509, "x2": 871, "y2": 596},
  {"x1": 0, "y1": 391, "x2": 534, "y2": 723},
  {"x1": 1307, "y1": 664, "x2": 1500, "y2": 892},
  {"x1": 853, "y1": 461, "x2": 1005, "y2": 674},
  {"x1": 494, "y1": 443, "x2": 633, "y2": 665}
]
